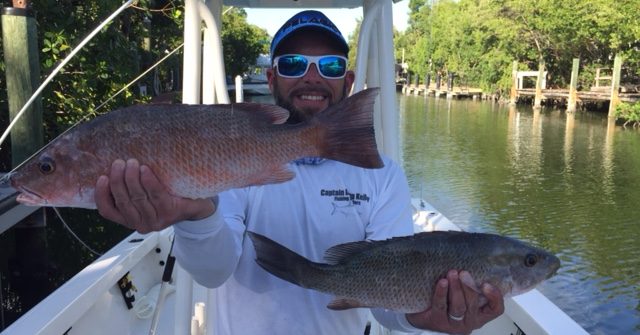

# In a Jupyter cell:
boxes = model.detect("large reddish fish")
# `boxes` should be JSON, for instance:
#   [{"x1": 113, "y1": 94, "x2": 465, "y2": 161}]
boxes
[{"x1": 9, "y1": 88, "x2": 382, "y2": 208}]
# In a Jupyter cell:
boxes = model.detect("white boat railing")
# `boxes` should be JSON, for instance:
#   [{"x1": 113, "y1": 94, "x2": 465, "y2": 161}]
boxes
[{"x1": 1, "y1": 230, "x2": 173, "y2": 335}]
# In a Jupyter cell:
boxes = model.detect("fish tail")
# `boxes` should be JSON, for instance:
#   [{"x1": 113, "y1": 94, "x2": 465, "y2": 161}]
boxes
[
  {"x1": 248, "y1": 231, "x2": 325, "y2": 288},
  {"x1": 314, "y1": 88, "x2": 383, "y2": 168}
]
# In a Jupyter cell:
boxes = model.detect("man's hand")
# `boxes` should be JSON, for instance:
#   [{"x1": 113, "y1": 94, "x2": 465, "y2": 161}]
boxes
[
  {"x1": 95, "y1": 159, "x2": 216, "y2": 233},
  {"x1": 406, "y1": 270, "x2": 504, "y2": 334}
]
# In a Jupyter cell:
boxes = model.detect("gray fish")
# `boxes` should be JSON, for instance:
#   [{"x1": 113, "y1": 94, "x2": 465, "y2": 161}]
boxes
[{"x1": 248, "y1": 231, "x2": 560, "y2": 313}]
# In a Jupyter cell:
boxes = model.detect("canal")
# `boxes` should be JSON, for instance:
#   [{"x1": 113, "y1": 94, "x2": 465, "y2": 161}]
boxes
[{"x1": 399, "y1": 94, "x2": 640, "y2": 335}]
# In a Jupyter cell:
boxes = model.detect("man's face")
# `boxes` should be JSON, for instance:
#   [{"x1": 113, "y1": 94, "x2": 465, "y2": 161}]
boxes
[{"x1": 267, "y1": 31, "x2": 355, "y2": 123}]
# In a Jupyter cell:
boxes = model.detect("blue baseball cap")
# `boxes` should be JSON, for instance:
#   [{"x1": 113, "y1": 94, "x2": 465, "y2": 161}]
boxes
[{"x1": 270, "y1": 10, "x2": 349, "y2": 57}]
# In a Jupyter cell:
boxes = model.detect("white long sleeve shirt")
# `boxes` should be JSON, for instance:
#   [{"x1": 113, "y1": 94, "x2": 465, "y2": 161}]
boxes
[{"x1": 173, "y1": 156, "x2": 420, "y2": 334}]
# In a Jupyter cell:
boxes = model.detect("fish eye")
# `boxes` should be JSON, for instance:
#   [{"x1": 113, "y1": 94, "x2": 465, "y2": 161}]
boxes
[
  {"x1": 524, "y1": 254, "x2": 538, "y2": 267},
  {"x1": 38, "y1": 157, "x2": 56, "y2": 175}
]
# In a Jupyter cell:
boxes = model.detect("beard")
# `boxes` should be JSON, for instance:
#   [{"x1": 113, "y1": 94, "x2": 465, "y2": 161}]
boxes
[{"x1": 272, "y1": 79, "x2": 349, "y2": 124}]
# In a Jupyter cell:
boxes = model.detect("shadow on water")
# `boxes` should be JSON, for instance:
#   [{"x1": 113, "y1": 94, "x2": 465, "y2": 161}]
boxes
[{"x1": 399, "y1": 94, "x2": 640, "y2": 335}]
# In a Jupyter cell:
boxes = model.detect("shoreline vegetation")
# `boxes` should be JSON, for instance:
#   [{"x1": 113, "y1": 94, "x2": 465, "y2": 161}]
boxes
[{"x1": 391, "y1": 0, "x2": 639, "y2": 115}]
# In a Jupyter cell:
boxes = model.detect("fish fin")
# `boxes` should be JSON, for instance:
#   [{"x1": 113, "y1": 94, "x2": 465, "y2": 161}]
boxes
[
  {"x1": 248, "y1": 231, "x2": 318, "y2": 288},
  {"x1": 234, "y1": 103, "x2": 290, "y2": 124},
  {"x1": 313, "y1": 88, "x2": 383, "y2": 169},
  {"x1": 323, "y1": 240, "x2": 374, "y2": 265},
  {"x1": 247, "y1": 166, "x2": 295, "y2": 186},
  {"x1": 327, "y1": 298, "x2": 368, "y2": 310}
]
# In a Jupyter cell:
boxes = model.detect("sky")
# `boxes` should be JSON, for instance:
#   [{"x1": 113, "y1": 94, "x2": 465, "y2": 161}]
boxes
[{"x1": 244, "y1": 1, "x2": 410, "y2": 38}]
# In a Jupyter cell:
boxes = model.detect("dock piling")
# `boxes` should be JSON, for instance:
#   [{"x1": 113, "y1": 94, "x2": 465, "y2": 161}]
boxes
[
  {"x1": 607, "y1": 55, "x2": 622, "y2": 118},
  {"x1": 567, "y1": 58, "x2": 580, "y2": 112},
  {"x1": 534, "y1": 59, "x2": 545, "y2": 109},
  {"x1": 510, "y1": 61, "x2": 518, "y2": 105}
]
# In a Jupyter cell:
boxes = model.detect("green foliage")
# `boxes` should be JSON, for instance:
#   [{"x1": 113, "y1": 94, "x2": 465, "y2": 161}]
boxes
[
  {"x1": 221, "y1": 7, "x2": 270, "y2": 77},
  {"x1": 0, "y1": 1, "x2": 269, "y2": 147},
  {"x1": 615, "y1": 102, "x2": 640, "y2": 128},
  {"x1": 397, "y1": 0, "x2": 640, "y2": 95},
  {"x1": 346, "y1": 17, "x2": 362, "y2": 71},
  {"x1": 30, "y1": 0, "x2": 172, "y2": 139}
]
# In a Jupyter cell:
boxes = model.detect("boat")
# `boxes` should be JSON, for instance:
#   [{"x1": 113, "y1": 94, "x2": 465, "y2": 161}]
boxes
[{"x1": 1, "y1": 1, "x2": 589, "y2": 334}]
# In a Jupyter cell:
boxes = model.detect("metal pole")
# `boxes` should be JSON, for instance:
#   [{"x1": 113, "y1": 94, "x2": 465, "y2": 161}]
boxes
[
  {"x1": 235, "y1": 75, "x2": 244, "y2": 102},
  {"x1": 201, "y1": 0, "x2": 221, "y2": 104},
  {"x1": 176, "y1": 3, "x2": 200, "y2": 333},
  {"x1": 182, "y1": 0, "x2": 202, "y2": 104}
]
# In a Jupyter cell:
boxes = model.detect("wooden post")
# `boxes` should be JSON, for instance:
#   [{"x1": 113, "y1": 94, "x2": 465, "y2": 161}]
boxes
[
  {"x1": 2, "y1": 5, "x2": 43, "y2": 165},
  {"x1": 2, "y1": 2, "x2": 51, "y2": 313},
  {"x1": 447, "y1": 72, "x2": 454, "y2": 92},
  {"x1": 534, "y1": 59, "x2": 545, "y2": 109},
  {"x1": 567, "y1": 58, "x2": 580, "y2": 113},
  {"x1": 509, "y1": 61, "x2": 518, "y2": 105},
  {"x1": 608, "y1": 54, "x2": 623, "y2": 118}
]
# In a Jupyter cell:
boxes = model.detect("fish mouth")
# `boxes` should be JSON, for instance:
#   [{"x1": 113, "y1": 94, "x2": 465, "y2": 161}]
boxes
[
  {"x1": 15, "y1": 186, "x2": 48, "y2": 206},
  {"x1": 0, "y1": 173, "x2": 12, "y2": 188},
  {"x1": 546, "y1": 257, "x2": 562, "y2": 279},
  {"x1": 547, "y1": 266, "x2": 560, "y2": 279}
]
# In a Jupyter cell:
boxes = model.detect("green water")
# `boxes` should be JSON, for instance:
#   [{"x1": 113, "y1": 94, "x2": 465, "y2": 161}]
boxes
[{"x1": 399, "y1": 94, "x2": 640, "y2": 335}]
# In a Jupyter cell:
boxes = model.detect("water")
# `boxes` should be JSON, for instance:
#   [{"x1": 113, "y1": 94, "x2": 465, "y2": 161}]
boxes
[{"x1": 399, "y1": 94, "x2": 640, "y2": 335}]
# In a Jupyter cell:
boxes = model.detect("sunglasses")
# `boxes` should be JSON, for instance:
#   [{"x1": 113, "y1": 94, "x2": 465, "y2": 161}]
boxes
[{"x1": 273, "y1": 54, "x2": 348, "y2": 79}]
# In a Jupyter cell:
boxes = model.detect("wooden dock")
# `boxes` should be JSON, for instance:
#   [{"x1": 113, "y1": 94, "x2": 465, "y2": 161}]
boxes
[
  {"x1": 516, "y1": 88, "x2": 640, "y2": 103},
  {"x1": 510, "y1": 55, "x2": 639, "y2": 116},
  {"x1": 402, "y1": 83, "x2": 483, "y2": 99}
]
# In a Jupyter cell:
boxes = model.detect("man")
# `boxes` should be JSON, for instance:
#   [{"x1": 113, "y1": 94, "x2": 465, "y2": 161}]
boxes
[{"x1": 95, "y1": 10, "x2": 503, "y2": 334}]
